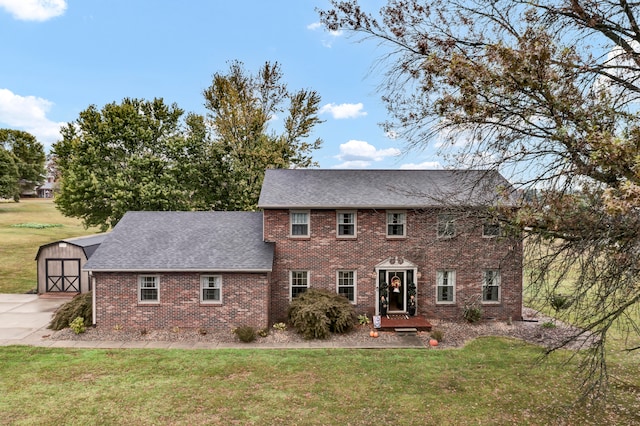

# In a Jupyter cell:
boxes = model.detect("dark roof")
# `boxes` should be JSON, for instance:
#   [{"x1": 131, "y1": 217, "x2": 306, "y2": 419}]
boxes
[
  {"x1": 258, "y1": 169, "x2": 515, "y2": 209},
  {"x1": 37, "y1": 181, "x2": 54, "y2": 190},
  {"x1": 83, "y1": 211, "x2": 274, "y2": 272},
  {"x1": 35, "y1": 233, "x2": 109, "y2": 260}
]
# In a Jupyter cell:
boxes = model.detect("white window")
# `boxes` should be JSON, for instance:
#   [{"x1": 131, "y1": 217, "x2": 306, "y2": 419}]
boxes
[
  {"x1": 387, "y1": 211, "x2": 406, "y2": 237},
  {"x1": 437, "y1": 214, "x2": 456, "y2": 238},
  {"x1": 483, "y1": 222, "x2": 501, "y2": 237},
  {"x1": 200, "y1": 275, "x2": 222, "y2": 303},
  {"x1": 290, "y1": 211, "x2": 310, "y2": 237},
  {"x1": 337, "y1": 211, "x2": 356, "y2": 237},
  {"x1": 482, "y1": 270, "x2": 501, "y2": 302},
  {"x1": 436, "y1": 270, "x2": 455, "y2": 303},
  {"x1": 337, "y1": 270, "x2": 356, "y2": 303},
  {"x1": 138, "y1": 275, "x2": 159, "y2": 303},
  {"x1": 290, "y1": 271, "x2": 309, "y2": 299}
]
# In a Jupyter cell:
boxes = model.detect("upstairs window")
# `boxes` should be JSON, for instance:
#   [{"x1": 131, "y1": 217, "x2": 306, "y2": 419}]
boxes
[
  {"x1": 138, "y1": 275, "x2": 159, "y2": 303},
  {"x1": 436, "y1": 270, "x2": 455, "y2": 303},
  {"x1": 337, "y1": 211, "x2": 356, "y2": 237},
  {"x1": 437, "y1": 214, "x2": 456, "y2": 238},
  {"x1": 290, "y1": 211, "x2": 309, "y2": 237},
  {"x1": 482, "y1": 270, "x2": 501, "y2": 302},
  {"x1": 201, "y1": 275, "x2": 222, "y2": 303},
  {"x1": 387, "y1": 211, "x2": 406, "y2": 237}
]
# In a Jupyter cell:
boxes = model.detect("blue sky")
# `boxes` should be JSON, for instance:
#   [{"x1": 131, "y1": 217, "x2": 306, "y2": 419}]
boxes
[{"x1": 0, "y1": 0, "x2": 443, "y2": 169}]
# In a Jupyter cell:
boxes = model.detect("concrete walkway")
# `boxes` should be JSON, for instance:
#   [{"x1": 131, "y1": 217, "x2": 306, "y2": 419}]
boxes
[
  {"x1": 0, "y1": 294, "x2": 426, "y2": 350},
  {"x1": 0, "y1": 294, "x2": 70, "y2": 340}
]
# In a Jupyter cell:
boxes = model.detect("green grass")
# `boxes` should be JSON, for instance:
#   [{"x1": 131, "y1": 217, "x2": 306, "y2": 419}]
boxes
[
  {"x1": 1, "y1": 339, "x2": 638, "y2": 425},
  {"x1": 0, "y1": 199, "x2": 99, "y2": 293}
]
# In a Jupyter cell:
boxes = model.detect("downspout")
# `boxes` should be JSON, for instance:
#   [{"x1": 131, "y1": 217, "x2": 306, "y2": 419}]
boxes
[{"x1": 89, "y1": 272, "x2": 96, "y2": 326}]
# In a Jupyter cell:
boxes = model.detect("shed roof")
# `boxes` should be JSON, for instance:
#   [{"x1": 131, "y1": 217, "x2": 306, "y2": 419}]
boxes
[
  {"x1": 83, "y1": 211, "x2": 274, "y2": 272},
  {"x1": 258, "y1": 169, "x2": 515, "y2": 209},
  {"x1": 35, "y1": 233, "x2": 109, "y2": 260}
]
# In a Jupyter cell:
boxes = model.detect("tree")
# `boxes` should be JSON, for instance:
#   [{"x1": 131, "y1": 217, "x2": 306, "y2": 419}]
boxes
[
  {"x1": 55, "y1": 64, "x2": 323, "y2": 229},
  {"x1": 319, "y1": 0, "x2": 640, "y2": 397},
  {"x1": 54, "y1": 98, "x2": 215, "y2": 230},
  {"x1": 0, "y1": 129, "x2": 45, "y2": 200},
  {"x1": 0, "y1": 147, "x2": 19, "y2": 199},
  {"x1": 203, "y1": 60, "x2": 323, "y2": 210}
]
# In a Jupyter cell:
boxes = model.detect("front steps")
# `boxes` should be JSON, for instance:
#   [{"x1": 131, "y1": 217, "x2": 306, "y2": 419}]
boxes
[{"x1": 377, "y1": 315, "x2": 432, "y2": 332}]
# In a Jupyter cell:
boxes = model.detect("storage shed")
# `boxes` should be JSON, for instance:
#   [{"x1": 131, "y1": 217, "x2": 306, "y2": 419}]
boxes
[{"x1": 35, "y1": 234, "x2": 107, "y2": 294}]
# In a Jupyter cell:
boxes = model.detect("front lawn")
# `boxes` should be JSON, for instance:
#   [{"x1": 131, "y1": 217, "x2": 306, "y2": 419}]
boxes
[{"x1": 1, "y1": 339, "x2": 638, "y2": 425}]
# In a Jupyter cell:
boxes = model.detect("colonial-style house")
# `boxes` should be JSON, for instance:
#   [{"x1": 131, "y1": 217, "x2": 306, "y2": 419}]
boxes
[{"x1": 83, "y1": 169, "x2": 522, "y2": 331}]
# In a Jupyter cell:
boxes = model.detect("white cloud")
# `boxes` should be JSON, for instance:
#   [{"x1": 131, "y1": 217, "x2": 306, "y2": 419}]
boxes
[
  {"x1": 333, "y1": 139, "x2": 401, "y2": 168},
  {"x1": 399, "y1": 161, "x2": 443, "y2": 170},
  {"x1": 594, "y1": 39, "x2": 640, "y2": 104},
  {"x1": 306, "y1": 22, "x2": 322, "y2": 31},
  {"x1": 307, "y1": 21, "x2": 342, "y2": 47},
  {"x1": 0, "y1": 0, "x2": 66, "y2": 21},
  {"x1": 331, "y1": 160, "x2": 371, "y2": 169},
  {"x1": 0, "y1": 88, "x2": 65, "y2": 147},
  {"x1": 320, "y1": 102, "x2": 367, "y2": 119}
]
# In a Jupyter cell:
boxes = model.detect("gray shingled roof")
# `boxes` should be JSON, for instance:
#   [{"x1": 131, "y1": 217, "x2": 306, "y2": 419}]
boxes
[
  {"x1": 83, "y1": 211, "x2": 274, "y2": 272},
  {"x1": 258, "y1": 169, "x2": 515, "y2": 209},
  {"x1": 35, "y1": 233, "x2": 108, "y2": 260}
]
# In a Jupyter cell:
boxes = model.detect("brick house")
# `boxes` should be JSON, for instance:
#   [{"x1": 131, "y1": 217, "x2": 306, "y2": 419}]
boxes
[
  {"x1": 83, "y1": 212, "x2": 274, "y2": 329},
  {"x1": 84, "y1": 169, "x2": 522, "y2": 330}
]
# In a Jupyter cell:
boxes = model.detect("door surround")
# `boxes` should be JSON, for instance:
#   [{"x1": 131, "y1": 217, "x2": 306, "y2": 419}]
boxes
[{"x1": 375, "y1": 257, "x2": 418, "y2": 316}]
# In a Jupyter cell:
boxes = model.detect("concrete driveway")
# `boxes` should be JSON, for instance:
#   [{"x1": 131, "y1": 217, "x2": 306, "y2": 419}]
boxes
[{"x1": 0, "y1": 294, "x2": 70, "y2": 341}]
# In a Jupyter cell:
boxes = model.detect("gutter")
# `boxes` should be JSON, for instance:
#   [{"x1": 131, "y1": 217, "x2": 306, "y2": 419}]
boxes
[{"x1": 82, "y1": 268, "x2": 273, "y2": 273}]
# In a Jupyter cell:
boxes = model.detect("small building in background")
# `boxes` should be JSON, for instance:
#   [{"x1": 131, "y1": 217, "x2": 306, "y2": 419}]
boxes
[{"x1": 35, "y1": 234, "x2": 107, "y2": 295}]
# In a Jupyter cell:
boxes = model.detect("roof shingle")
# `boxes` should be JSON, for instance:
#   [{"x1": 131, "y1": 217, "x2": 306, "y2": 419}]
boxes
[
  {"x1": 83, "y1": 211, "x2": 273, "y2": 272},
  {"x1": 258, "y1": 169, "x2": 514, "y2": 209}
]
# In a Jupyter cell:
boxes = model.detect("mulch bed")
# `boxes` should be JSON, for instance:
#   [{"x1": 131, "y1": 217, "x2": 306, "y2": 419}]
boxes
[{"x1": 50, "y1": 307, "x2": 595, "y2": 350}]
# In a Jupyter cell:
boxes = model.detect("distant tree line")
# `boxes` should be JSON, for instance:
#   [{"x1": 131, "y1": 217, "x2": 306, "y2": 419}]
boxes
[
  {"x1": 53, "y1": 61, "x2": 323, "y2": 231},
  {"x1": 0, "y1": 129, "x2": 46, "y2": 201}
]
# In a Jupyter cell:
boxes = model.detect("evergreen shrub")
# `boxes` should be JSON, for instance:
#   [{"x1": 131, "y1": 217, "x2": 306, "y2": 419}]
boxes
[
  {"x1": 288, "y1": 289, "x2": 356, "y2": 339},
  {"x1": 49, "y1": 292, "x2": 92, "y2": 331},
  {"x1": 234, "y1": 325, "x2": 257, "y2": 342}
]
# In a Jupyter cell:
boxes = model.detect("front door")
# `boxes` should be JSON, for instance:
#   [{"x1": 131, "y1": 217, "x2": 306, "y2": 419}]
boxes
[{"x1": 388, "y1": 271, "x2": 405, "y2": 312}]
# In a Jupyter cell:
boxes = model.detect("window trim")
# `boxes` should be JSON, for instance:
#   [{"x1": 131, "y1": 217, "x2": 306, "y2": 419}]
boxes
[
  {"x1": 336, "y1": 210, "x2": 357, "y2": 238},
  {"x1": 200, "y1": 275, "x2": 222, "y2": 304},
  {"x1": 437, "y1": 214, "x2": 456, "y2": 238},
  {"x1": 336, "y1": 270, "x2": 357, "y2": 304},
  {"x1": 386, "y1": 210, "x2": 406, "y2": 238},
  {"x1": 436, "y1": 270, "x2": 456, "y2": 304},
  {"x1": 290, "y1": 270, "x2": 309, "y2": 300},
  {"x1": 138, "y1": 275, "x2": 159, "y2": 304},
  {"x1": 290, "y1": 210, "x2": 310, "y2": 238},
  {"x1": 482, "y1": 269, "x2": 501, "y2": 303}
]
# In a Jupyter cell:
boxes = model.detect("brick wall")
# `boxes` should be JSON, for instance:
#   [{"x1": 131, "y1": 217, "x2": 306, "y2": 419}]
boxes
[
  {"x1": 94, "y1": 272, "x2": 270, "y2": 331},
  {"x1": 264, "y1": 208, "x2": 522, "y2": 323}
]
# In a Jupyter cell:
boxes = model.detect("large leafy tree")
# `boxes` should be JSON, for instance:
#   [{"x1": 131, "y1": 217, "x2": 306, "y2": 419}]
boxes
[
  {"x1": 203, "y1": 61, "x2": 323, "y2": 210},
  {"x1": 0, "y1": 147, "x2": 19, "y2": 199},
  {"x1": 54, "y1": 98, "x2": 215, "y2": 230},
  {"x1": 56, "y1": 63, "x2": 323, "y2": 227},
  {"x1": 0, "y1": 129, "x2": 45, "y2": 199},
  {"x1": 320, "y1": 1, "x2": 640, "y2": 396}
]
